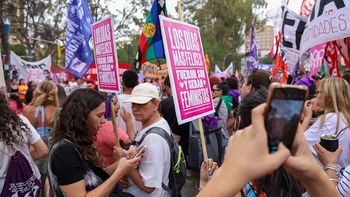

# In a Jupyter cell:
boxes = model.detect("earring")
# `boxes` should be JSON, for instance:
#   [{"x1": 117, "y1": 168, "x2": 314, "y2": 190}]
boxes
[{"x1": 154, "y1": 108, "x2": 157, "y2": 112}]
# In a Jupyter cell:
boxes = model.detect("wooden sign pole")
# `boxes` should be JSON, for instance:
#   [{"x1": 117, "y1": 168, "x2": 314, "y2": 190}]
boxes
[
  {"x1": 197, "y1": 118, "x2": 208, "y2": 161},
  {"x1": 110, "y1": 101, "x2": 120, "y2": 147}
]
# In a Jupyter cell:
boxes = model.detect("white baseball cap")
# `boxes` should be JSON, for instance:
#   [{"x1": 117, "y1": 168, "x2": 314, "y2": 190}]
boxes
[{"x1": 125, "y1": 83, "x2": 160, "y2": 104}]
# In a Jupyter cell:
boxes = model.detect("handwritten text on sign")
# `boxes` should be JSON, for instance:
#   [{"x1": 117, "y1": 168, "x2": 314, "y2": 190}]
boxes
[
  {"x1": 160, "y1": 16, "x2": 214, "y2": 124},
  {"x1": 92, "y1": 16, "x2": 119, "y2": 92}
]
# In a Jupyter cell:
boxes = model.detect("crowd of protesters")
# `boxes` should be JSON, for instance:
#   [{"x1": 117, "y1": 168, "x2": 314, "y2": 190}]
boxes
[{"x1": 1, "y1": 68, "x2": 350, "y2": 197}]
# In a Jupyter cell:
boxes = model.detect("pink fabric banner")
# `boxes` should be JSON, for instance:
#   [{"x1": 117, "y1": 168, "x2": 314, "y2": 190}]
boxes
[{"x1": 310, "y1": 43, "x2": 326, "y2": 76}]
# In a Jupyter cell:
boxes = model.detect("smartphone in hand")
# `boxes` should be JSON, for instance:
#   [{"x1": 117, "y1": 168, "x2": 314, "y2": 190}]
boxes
[
  {"x1": 132, "y1": 145, "x2": 147, "y2": 158},
  {"x1": 265, "y1": 83, "x2": 308, "y2": 152}
]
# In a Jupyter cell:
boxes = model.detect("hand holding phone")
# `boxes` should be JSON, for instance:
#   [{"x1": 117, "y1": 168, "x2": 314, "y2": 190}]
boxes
[
  {"x1": 133, "y1": 145, "x2": 147, "y2": 158},
  {"x1": 265, "y1": 84, "x2": 308, "y2": 152}
]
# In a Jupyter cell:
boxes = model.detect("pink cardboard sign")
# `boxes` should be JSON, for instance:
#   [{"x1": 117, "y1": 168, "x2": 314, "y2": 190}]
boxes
[
  {"x1": 92, "y1": 16, "x2": 120, "y2": 92},
  {"x1": 160, "y1": 16, "x2": 215, "y2": 124}
]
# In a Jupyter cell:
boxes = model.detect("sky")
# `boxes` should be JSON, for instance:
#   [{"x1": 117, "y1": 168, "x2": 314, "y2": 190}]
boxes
[{"x1": 166, "y1": 0, "x2": 303, "y2": 20}]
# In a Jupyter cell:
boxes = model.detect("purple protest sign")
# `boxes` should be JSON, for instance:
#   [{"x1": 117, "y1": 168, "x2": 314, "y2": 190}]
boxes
[
  {"x1": 247, "y1": 25, "x2": 259, "y2": 72},
  {"x1": 160, "y1": 16, "x2": 215, "y2": 124},
  {"x1": 91, "y1": 16, "x2": 120, "y2": 92}
]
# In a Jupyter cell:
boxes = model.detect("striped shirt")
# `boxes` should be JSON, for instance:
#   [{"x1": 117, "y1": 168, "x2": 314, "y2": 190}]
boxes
[{"x1": 338, "y1": 166, "x2": 350, "y2": 197}]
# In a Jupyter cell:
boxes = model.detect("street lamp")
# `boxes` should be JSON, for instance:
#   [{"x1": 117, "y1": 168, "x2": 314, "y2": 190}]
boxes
[{"x1": 2, "y1": 15, "x2": 12, "y2": 81}]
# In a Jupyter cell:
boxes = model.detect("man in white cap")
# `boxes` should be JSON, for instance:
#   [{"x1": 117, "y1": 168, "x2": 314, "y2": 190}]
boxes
[{"x1": 124, "y1": 83, "x2": 172, "y2": 197}]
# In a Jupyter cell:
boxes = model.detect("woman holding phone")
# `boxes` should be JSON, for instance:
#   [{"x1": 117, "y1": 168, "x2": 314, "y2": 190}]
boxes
[{"x1": 48, "y1": 89, "x2": 140, "y2": 197}]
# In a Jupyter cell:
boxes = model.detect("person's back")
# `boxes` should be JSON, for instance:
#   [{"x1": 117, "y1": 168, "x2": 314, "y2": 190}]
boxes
[
  {"x1": 117, "y1": 70, "x2": 141, "y2": 135},
  {"x1": 0, "y1": 92, "x2": 48, "y2": 194},
  {"x1": 22, "y1": 80, "x2": 59, "y2": 193},
  {"x1": 24, "y1": 105, "x2": 57, "y2": 128}
]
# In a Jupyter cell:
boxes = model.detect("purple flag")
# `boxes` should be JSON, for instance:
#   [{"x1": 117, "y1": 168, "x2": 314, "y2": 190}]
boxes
[
  {"x1": 247, "y1": 25, "x2": 259, "y2": 72},
  {"x1": 64, "y1": 0, "x2": 94, "y2": 78}
]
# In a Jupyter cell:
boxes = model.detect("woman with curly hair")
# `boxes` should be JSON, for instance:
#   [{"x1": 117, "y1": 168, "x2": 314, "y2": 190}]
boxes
[
  {"x1": 0, "y1": 91, "x2": 48, "y2": 193},
  {"x1": 48, "y1": 89, "x2": 140, "y2": 197}
]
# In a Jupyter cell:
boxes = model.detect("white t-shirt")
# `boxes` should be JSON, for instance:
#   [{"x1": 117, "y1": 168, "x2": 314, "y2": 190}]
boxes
[
  {"x1": 117, "y1": 94, "x2": 142, "y2": 133},
  {"x1": 124, "y1": 118, "x2": 171, "y2": 197},
  {"x1": 305, "y1": 113, "x2": 350, "y2": 168},
  {"x1": 0, "y1": 115, "x2": 41, "y2": 192}
]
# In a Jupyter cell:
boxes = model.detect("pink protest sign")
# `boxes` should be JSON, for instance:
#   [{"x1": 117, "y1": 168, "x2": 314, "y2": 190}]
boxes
[
  {"x1": 310, "y1": 43, "x2": 326, "y2": 76},
  {"x1": 92, "y1": 16, "x2": 120, "y2": 92},
  {"x1": 160, "y1": 16, "x2": 214, "y2": 124}
]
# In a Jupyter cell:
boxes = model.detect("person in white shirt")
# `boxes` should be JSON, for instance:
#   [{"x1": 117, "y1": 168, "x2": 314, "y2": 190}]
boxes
[
  {"x1": 0, "y1": 91, "x2": 48, "y2": 193},
  {"x1": 117, "y1": 70, "x2": 142, "y2": 140},
  {"x1": 124, "y1": 83, "x2": 171, "y2": 197},
  {"x1": 304, "y1": 78, "x2": 350, "y2": 168}
]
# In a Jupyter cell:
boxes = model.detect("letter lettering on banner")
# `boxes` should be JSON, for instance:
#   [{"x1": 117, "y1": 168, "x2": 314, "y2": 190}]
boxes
[
  {"x1": 282, "y1": 11, "x2": 296, "y2": 49},
  {"x1": 160, "y1": 16, "x2": 215, "y2": 124},
  {"x1": 300, "y1": 0, "x2": 350, "y2": 54},
  {"x1": 282, "y1": 8, "x2": 307, "y2": 51},
  {"x1": 92, "y1": 16, "x2": 120, "y2": 92},
  {"x1": 310, "y1": 0, "x2": 345, "y2": 22}
]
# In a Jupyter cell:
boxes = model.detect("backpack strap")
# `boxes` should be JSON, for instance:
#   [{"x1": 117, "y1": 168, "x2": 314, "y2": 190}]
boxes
[
  {"x1": 136, "y1": 127, "x2": 174, "y2": 193},
  {"x1": 214, "y1": 98, "x2": 223, "y2": 117},
  {"x1": 34, "y1": 106, "x2": 40, "y2": 128},
  {"x1": 34, "y1": 106, "x2": 45, "y2": 129}
]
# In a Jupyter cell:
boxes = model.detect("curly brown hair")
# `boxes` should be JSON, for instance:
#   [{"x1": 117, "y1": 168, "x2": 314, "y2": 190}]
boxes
[
  {"x1": 52, "y1": 89, "x2": 105, "y2": 167},
  {"x1": 0, "y1": 92, "x2": 30, "y2": 149}
]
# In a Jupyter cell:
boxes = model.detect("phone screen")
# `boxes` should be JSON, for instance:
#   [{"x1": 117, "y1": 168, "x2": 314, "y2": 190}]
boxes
[{"x1": 266, "y1": 87, "x2": 307, "y2": 151}]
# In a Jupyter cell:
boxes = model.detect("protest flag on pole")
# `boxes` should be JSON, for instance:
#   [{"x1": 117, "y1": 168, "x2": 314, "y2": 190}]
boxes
[
  {"x1": 336, "y1": 37, "x2": 350, "y2": 70},
  {"x1": 134, "y1": 0, "x2": 168, "y2": 70},
  {"x1": 325, "y1": 41, "x2": 341, "y2": 77},
  {"x1": 247, "y1": 25, "x2": 259, "y2": 72},
  {"x1": 65, "y1": 0, "x2": 94, "y2": 78}
]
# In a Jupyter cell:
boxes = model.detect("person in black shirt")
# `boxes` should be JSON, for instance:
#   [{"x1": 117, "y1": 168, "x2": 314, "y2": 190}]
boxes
[
  {"x1": 160, "y1": 76, "x2": 190, "y2": 156},
  {"x1": 48, "y1": 89, "x2": 140, "y2": 197}
]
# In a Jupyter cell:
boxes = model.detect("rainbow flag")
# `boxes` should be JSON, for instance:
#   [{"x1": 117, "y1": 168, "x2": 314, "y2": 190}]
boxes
[{"x1": 135, "y1": 0, "x2": 168, "y2": 70}]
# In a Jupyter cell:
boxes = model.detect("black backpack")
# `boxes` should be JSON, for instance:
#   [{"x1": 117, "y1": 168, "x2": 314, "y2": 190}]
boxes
[
  {"x1": 135, "y1": 127, "x2": 186, "y2": 197},
  {"x1": 187, "y1": 98, "x2": 227, "y2": 170}
]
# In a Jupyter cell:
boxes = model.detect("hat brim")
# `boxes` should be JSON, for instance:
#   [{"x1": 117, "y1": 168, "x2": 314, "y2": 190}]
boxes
[{"x1": 125, "y1": 96, "x2": 153, "y2": 104}]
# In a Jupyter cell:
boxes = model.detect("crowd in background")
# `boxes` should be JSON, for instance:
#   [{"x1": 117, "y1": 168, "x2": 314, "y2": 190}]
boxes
[{"x1": 1, "y1": 69, "x2": 350, "y2": 197}]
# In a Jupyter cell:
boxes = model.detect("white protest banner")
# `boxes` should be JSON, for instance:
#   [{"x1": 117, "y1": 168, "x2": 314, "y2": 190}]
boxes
[
  {"x1": 10, "y1": 51, "x2": 51, "y2": 82},
  {"x1": 160, "y1": 16, "x2": 215, "y2": 124},
  {"x1": 91, "y1": 16, "x2": 120, "y2": 92},
  {"x1": 300, "y1": 0, "x2": 350, "y2": 54},
  {"x1": 281, "y1": 5, "x2": 307, "y2": 68}
]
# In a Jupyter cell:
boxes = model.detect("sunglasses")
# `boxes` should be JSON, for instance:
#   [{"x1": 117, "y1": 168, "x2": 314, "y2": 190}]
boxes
[{"x1": 212, "y1": 88, "x2": 221, "y2": 92}]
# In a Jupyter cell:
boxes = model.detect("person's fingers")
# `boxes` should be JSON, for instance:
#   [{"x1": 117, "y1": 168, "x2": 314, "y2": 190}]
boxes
[
  {"x1": 292, "y1": 123, "x2": 305, "y2": 149},
  {"x1": 305, "y1": 100, "x2": 312, "y2": 107},
  {"x1": 265, "y1": 143, "x2": 290, "y2": 170},
  {"x1": 314, "y1": 142, "x2": 324, "y2": 154},
  {"x1": 251, "y1": 104, "x2": 268, "y2": 138},
  {"x1": 335, "y1": 147, "x2": 342, "y2": 157}
]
